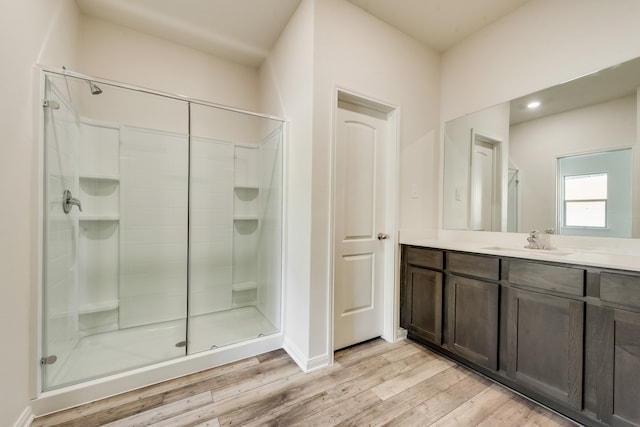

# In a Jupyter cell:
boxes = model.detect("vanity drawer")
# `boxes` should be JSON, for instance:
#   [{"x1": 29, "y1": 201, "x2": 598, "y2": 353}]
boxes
[
  {"x1": 447, "y1": 252, "x2": 499, "y2": 281},
  {"x1": 601, "y1": 272, "x2": 640, "y2": 309},
  {"x1": 405, "y1": 247, "x2": 443, "y2": 270},
  {"x1": 508, "y1": 260, "x2": 585, "y2": 296}
]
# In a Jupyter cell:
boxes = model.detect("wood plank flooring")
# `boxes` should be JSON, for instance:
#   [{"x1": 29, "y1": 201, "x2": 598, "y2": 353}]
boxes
[{"x1": 31, "y1": 339, "x2": 577, "y2": 426}]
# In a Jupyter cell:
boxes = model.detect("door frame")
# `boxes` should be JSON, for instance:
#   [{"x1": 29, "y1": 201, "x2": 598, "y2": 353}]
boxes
[{"x1": 329, "y1": 85, "x2": 399, "y2": 362}]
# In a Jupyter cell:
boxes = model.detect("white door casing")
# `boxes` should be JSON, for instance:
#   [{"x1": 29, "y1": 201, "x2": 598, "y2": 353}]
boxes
[
  {"x1": 469, "y1": 131, "x2": 502, "y2": 232},
  {"x1": 333, "y1": 100, "x2": 388, "y2": 350},
  {"x1": 470, "y1": 140, "x2": 494, "y2": 231}
]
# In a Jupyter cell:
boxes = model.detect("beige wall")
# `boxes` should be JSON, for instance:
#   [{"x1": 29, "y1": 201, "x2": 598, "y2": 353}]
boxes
[
  {"x1": 260, "y1": 0, "x2": 441, "y2": 368},
  {"x1": 441, "y1": 0, "x2": 640, "y2": 122},
  {"x1": 259, "y1": 0, "x2": 315, "y2": 366},
  {"x1": 0, "y1": 1, "x2": 79, "y2": 425},
  {"x1": 440, "y1": 0, "x2": 640, "y2": 235},
  {"x1": 77, "y1": 16, "x2": 260, "y2": 112},
  {"x1": 260, "y1": 0, "x2": 440, "y2": 366},
  {"x1": 310, "y1": 0, "x2": 441, "y2": 360}
]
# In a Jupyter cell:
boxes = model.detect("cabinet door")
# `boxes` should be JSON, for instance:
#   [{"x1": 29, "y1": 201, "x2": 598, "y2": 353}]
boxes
[
  {"x1": 401, "y1": 265, "x2": 443, "y2": 345},
  {"x1": 505, "y1": 288, "x2": 584, "y2": 409},
  {"x1": 595, "y1": 308, "x2": 640, "y2": 426},
  {"x1": 446, "y1": 275, "x2": 499, "y2": 370}
]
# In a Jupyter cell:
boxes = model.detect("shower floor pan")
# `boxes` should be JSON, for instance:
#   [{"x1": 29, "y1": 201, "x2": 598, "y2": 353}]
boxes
[
  {"x1": 49, "y1": 306, "x2": 278, "y2": 389},
  {"x1": 189, "y1": 305, "x2": 278, "y2": 354}
]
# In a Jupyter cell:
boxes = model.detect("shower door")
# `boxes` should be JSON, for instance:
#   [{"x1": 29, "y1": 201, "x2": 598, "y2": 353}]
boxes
[
  {"x1": 187, "y1": 104, "x2": 283, "y2": 353},
  {"x1": 41, "y1": 70, "x2": 284, "y2": 391},
  {"x1": 41, "y1": 74, "x2": 83, "y2": 390},
  {"x1": 41, "y1": 73, "x2": 190, "y2": 390}
]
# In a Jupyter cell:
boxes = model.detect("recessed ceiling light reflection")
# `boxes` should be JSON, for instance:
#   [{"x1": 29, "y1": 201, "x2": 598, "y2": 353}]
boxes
[{"x1": 527, "y1": 101, "x2": 541, "y2": 109}]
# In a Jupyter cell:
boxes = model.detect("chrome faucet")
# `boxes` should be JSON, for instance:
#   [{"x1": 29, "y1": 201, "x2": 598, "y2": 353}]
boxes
[
  {"x1": 525, "y1": 229, "x2": 541, "y2": 249},
  {"x1": 63, "y1": 189, "x2": 83, "y2": 214},
  {"x1": 526, "y1": 229, "x2": 554, "y2": 250}
]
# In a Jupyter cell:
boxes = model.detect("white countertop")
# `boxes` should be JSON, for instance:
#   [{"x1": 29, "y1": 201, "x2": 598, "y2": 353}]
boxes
[{"x1": 400, "y1": 231, "x2": 640, "y2": 273}]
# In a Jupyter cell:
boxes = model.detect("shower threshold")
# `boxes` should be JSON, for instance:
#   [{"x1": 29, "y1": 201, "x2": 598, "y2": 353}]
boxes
[{"x1": 189, "y1": 306, "x2": 278, "y2": 353}]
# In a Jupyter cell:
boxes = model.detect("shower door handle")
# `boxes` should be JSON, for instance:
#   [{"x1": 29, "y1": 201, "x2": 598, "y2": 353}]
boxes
[{"x1": 63, "y1": 190, "x2": 83, "y2": 213}]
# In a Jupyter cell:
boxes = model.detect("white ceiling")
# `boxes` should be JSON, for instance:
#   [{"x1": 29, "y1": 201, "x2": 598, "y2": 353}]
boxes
[{"x1": 76, "y1": 0, "x2": 532, "y2": 67}]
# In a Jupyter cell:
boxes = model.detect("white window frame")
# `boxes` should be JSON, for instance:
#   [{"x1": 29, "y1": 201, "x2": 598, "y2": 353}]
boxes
[{"x1": 562, "y1": 173, "x2": 608, "y2": 229}]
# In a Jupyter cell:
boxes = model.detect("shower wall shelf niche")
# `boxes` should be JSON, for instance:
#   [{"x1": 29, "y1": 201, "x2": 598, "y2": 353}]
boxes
[
  {"x1": 232, "y1": 282, "x2": 258, "y2": 292},
  {"x1": 79, "y1": 215, "x2": 120, "y2": 222},
  {"x1": 77, "y1": 119, "x2": 120, "y2": 334},
  {"x1": 78, "y1": 299, "x2": 119, "y2": 315},
  {"x1": 79, "y1": 174, "x2": 120, "y2": 182},
  {"x1": 232, "y1": 145, "x2": 260, "y2": 303}
]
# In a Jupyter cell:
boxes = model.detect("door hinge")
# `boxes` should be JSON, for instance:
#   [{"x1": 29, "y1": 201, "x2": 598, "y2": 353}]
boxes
[
  {"x1": 40, "y1": 355, "x2": 57, "y2": 366},
  {"x1": 43, "y1": 100, "x2": 60, "y2": 109}
]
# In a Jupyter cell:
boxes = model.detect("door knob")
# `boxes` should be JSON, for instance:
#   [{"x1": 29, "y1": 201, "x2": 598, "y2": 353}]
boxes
[{"x1": 377, "y1": 233, "x2": 389, "y2": 240}]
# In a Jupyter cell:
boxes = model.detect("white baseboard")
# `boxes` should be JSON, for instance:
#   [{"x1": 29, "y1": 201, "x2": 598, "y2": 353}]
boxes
[
  {"x1": 12, "y1": 407, "x2": 34, "y2": 427},
  {"x1": 283, "y1": 337, "x2": 329, "y2": 373},
  {"x1": 305, "y1": 352, "x2": 330, "y2": 372},
  {"x1": 283, "y1": 337, "x2": 307, "y2": 371},
  {"x1": 396, "y1": 328, "x2": 408, "y2": 340}
]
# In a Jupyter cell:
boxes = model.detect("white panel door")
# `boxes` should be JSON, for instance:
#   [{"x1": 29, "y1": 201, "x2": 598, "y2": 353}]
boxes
[
  {"x1": 470, "y1": 140, "x2": 495, "y2": 231},
  {"x1": 334, "y1": 104, "x2": 387, "y2": 350}
]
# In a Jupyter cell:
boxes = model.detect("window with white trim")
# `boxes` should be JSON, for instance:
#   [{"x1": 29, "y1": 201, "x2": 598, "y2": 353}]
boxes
[{"x1": 563, "y1": 173, "x2": 607, "y2": 228}]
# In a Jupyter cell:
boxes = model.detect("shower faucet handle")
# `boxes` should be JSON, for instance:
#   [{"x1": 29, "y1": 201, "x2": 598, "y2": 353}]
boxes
[{"x1": 63, "y1": 189, "x2": 83, "y2": 213}]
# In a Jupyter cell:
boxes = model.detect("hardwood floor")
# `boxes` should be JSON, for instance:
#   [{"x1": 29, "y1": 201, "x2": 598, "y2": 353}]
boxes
[{"x1": 31, "y1": 339, "x2": 576, "y2": 427}]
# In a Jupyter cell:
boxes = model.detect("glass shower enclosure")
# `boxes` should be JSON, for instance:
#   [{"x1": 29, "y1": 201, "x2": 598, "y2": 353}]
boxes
[{"x1": 41, "y1": 71, "x2": 283, "y2": 391}]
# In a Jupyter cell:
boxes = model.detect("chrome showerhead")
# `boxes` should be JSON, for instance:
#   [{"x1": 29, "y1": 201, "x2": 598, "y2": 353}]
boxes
[{"x1": 87, "y1": 80, "x2": 102, "y2": 95}]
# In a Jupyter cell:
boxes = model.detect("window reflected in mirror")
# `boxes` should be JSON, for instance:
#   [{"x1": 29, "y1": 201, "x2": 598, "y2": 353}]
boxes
[
  {"x1": 563, "y1": 173, "x2": 607, "y2": 228},
  {"x1": 557, "y1": 149, "x2": 631, "y2": 237}
]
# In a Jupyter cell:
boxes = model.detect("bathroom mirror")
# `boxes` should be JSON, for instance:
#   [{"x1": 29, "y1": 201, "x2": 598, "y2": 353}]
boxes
[{"x1": 443, "y1": 56, "x2": 640, "y2": 238}]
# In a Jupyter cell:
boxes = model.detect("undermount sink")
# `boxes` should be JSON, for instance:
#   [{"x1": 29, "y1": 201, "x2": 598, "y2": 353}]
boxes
[{"x1": 481, "y1": 246, "x2": 573, "y2": 256}]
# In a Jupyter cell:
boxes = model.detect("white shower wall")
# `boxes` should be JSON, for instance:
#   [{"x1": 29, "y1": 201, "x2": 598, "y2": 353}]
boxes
[
  {"x1": 257, "y1": 130, "x2": 283, "y2": 327},
  {"x1": 77, "y1": 121, "x2": 119, "y2": 335},
  {"x1": 74, "y1": 121, "x2": 282, "y2": 330},
  {"x1": 233, "y1": 145, "x2": 259, "y2": 307},
  {"x1": 189, "y1": 138, "x2": 234, "y2": 315},
  {"x1": 119, "y1": 127, "x2": 189, "y2": 327}
]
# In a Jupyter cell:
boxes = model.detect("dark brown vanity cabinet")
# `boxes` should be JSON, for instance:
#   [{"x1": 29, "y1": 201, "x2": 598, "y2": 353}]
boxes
[
  {"x1": 504, "y1": 287, "x2": 584, "y2": 409},
  {"x1": 594, "y1": 307, "x2": 640, "y2": 426},
  {"x1": 591, "y1": 272, "x2": 640, "y2": 426},
  {"x1": 445, "y1": 253, "x2": 500, "y2": 371},
  {"x1": 400, "y1": 247, "x2": 443, "y2": 345},
  {"x1": 504, "y1": 260, "x2": 585, "y2": 410},
  {"x1": 400, "y1": 245, "x2": 640, "y2": 427}
]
